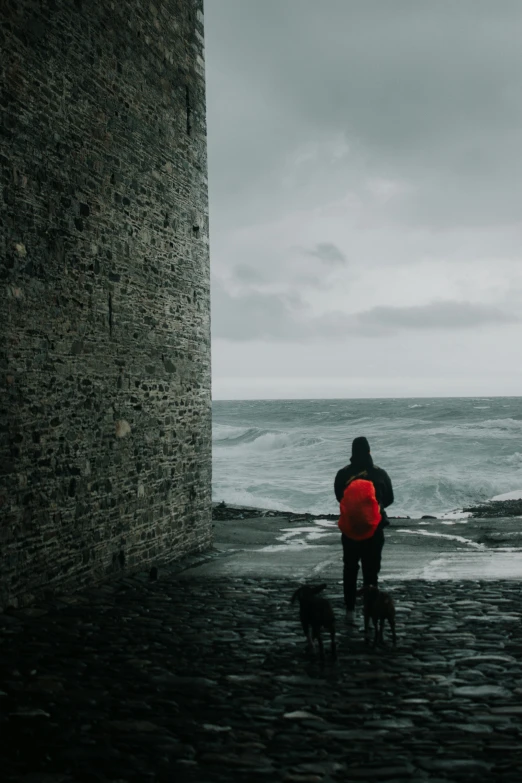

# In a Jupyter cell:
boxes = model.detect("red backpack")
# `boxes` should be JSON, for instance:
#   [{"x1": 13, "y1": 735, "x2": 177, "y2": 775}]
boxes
[{"x1": 338, "y1": 472, "x2": 381, "y2": 541}]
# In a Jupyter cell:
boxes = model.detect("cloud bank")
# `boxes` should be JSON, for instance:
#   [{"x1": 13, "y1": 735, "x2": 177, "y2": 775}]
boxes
[
  {"x1": 205, "y1": 1, "x2": 522, "y2": 396},
  {"x1": 213, "y1": 280, "x2": 518, "y2": 342}
]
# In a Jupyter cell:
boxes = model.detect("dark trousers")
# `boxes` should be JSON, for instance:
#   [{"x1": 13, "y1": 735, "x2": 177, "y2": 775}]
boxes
[{"x1": 342, "y1": 527, "x2": 385, "y2": 610}]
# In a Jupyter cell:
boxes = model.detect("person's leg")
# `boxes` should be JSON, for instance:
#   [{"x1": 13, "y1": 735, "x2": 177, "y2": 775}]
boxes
[
  {"x1": 360, "y1": 528, "x2": 385, "y2": 587},
  {"x1": 341, "y1": 534, "x2": 360, "y2": 611}
]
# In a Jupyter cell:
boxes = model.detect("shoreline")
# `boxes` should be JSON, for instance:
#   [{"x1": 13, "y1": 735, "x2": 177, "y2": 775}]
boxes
[
  {"x1": 212, "y1": 498, "x2": 522, "y2": 523},
  {"x1": 208, "y1": 505, "x2": 522, "y2": 582}
]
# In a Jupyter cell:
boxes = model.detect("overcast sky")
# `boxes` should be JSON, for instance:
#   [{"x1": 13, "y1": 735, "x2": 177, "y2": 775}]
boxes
[{"x1": 204, "y1": 0, "x2": 522, "y2": 400}]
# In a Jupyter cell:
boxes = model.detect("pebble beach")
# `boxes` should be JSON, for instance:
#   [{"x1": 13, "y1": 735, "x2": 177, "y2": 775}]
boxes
[{"x1": 2, "y1": 502, "x2": 522, "y2": 782}]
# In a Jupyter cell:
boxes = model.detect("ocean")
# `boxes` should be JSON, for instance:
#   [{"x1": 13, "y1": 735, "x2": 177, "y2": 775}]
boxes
[{"x1": 212, "y1": 397, "x2": 522, "y2": 519}]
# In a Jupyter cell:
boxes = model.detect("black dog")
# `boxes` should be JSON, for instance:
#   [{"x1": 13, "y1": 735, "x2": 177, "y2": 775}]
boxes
[
  {"x1": 291, "y1": 584, "x2": 336, "y2": 660},
  {"x1": 357, "y1": 585, "x2": 396, "y2": 647}
]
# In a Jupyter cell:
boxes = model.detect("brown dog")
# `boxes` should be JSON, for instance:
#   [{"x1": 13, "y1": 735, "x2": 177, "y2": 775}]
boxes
[
  {"x1": 356, "y1": 585, "x2": 396, "y2": 647},
  {"x1": 291, "y1": 584, "x2": 336, "y2": 661}
]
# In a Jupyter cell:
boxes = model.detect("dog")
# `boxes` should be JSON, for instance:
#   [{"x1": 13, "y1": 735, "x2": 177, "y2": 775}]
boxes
[
  {"x1": 291, "y1": 584, "x2": 336, "y2": 660},
  {"x1": 356, "y1": 585, "x2": 396, "y2": 647}
]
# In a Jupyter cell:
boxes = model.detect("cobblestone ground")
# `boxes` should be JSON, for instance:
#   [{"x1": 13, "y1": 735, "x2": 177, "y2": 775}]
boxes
[{"x1": 1, "y1": 574, "x2": 522, "y2": 782}]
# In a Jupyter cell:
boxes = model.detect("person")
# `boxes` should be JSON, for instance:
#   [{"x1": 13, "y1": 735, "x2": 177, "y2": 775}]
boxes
[{"x1": 334, "y1": 436, "x2": 394, "y2": 624}]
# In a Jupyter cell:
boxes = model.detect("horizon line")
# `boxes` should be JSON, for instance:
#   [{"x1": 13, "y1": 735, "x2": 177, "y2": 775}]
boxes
[{"x1": 212, "y1": 394, "x2": 522, "y2": 403}]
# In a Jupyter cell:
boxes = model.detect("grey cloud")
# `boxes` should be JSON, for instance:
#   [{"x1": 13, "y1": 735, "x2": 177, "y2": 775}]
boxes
[
  {"x1": 212, "y1": 278, "x2": 357, "y2": 342},
  {"x1": 206, "y1": 3, "x2": 522, "y2": 394},
  {"x1": 212, "y1": 279, "x2": 303, "y2": 341},
  {"x1": 292, "y1": 274, "x2": 324, "y2": 288},
  {"x1": 231, "y1": 259, "x2": 337, "y2": 290},
  {"x1": 207, "y1": 1, "x2": 522, "y2": 161},
  {"x1": 357, "y1": 302, "x2": 519, "y2": 331},
  {"x1": 304, "y1": 242, "x2": 346, "y2": 265},
  {"x1": 205, "y1": 1, "x2": 522, "y2": 230},
  {"x1": 213, "y1": 279, "x2": 518, "y2": 342},
  {"x1": 232, "y1": 264, "x2": 266, "y2": 283}
]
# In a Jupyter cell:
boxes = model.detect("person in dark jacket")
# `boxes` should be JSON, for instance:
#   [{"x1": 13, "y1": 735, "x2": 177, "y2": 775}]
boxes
[{"x1": 334, "y1": 436, "x2": 394, "y2": 624}]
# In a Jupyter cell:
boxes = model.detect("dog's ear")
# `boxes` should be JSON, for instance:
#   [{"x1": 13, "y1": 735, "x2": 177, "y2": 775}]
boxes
[
  {"x1": 313, "y1": 584, "x2": 327, "y2": 594},
  {"x1": 290, "y1": 587, "x2": 301, "y2": 604}
]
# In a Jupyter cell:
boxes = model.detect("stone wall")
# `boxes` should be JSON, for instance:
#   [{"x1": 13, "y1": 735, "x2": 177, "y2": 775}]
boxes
[{"x1": 0, "y1": 0, "x2": 211, "y2": 607}]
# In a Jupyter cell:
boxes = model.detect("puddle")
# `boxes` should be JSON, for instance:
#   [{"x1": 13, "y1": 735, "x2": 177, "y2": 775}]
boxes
[
  {"x1": 413, "y1": 552, "x2": 522, "y2": 580},
  {"x1": 314, "y1": 519, "x2": 338, "y2": 528},
  {"x1": 440, "y1": 520, "x2": 469, "y2": 526},
  {"x1": 271, "y1": 524, "x2": 338, "y2": 548},
  {"x1": 395, "y1": 529, "x2": 485, "y2": 549},
  {"x1": 260, "y1": 543, "x2": 324, "y2": 553}
]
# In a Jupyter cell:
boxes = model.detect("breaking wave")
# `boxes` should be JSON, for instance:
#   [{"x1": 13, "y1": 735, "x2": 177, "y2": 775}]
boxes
[
  {"x1": 212, "y1": 398, "x2": 522, "y2": 518},
  {"x1": 213, "y1": 424, "x2": 323, "y2": 452}
]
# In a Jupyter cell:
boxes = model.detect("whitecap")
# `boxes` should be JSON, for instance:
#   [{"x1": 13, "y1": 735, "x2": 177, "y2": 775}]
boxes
[
  {"x1": 212, "y1": 397, "x2": 522, "y2": 522},
  {"x1": 440, "y1": 509, "x2": 472, "y2": 520},
  {"x1": 491, "y1": 489, "x2": 522, "y2": 501},
  {"x1": 212, "y1": 424, "x2": 266, "y2": 444},
  {"x1": 476, "y1": 418, "x2": 522, "y2": 431},
  {"x1": 230, "y1": 430, "x2": 323, "y2": 452}
]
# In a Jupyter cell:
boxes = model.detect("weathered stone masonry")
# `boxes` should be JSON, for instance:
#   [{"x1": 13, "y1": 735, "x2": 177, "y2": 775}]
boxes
[{"x1": 0, "y1": 0, "x2": 211, "y2": 607}]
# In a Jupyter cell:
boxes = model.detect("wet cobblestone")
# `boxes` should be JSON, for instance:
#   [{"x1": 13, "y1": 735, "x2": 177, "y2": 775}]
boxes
[{"x1": 1, "y1": 576, "x2": 522, "y2": 782}]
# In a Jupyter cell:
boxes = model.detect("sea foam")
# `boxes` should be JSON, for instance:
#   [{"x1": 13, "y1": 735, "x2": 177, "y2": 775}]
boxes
[{"x1": 212, "y1": 397, "x2": 522, "y2": 518}]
